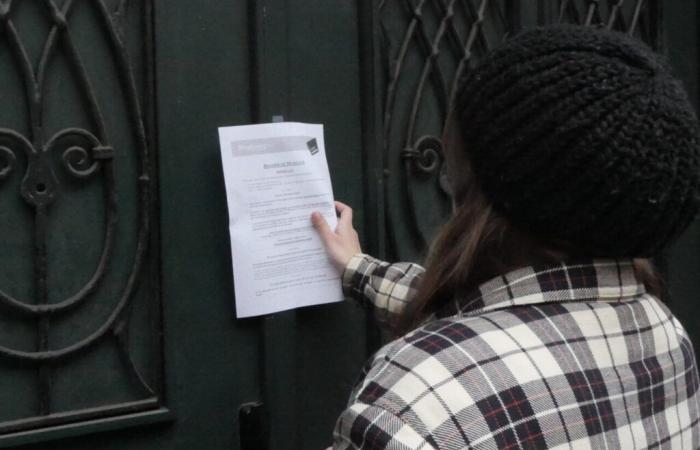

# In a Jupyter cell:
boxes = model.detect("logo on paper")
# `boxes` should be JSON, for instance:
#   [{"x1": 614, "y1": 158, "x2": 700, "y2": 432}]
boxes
[{"x1": 306, "y1": 138, "x2": 319, "y2": 155}]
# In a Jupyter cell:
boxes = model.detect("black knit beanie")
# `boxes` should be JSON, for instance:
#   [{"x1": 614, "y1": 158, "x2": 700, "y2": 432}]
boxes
[{"x1": 455, "y1": 25, "x2": 700, "y2": 257}]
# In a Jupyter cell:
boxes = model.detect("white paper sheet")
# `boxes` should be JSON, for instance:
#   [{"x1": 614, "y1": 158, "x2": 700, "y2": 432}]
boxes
[{"x1": 218, "y1": 122, "x2": 343, "y2": 317}]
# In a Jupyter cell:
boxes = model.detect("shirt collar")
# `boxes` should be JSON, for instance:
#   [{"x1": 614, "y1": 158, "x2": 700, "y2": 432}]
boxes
[{"x1": 435, "y1": 259, "x2": 646, "y2": 319}]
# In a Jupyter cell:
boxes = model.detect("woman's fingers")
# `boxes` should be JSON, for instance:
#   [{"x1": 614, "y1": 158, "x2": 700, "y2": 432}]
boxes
[
  {"x1": 311, "y1": 211, "x2": 333, "y2": 243},
  {"x1": 336, "y1": 203, "x2": 353, "y2": 233},
  {"x1": 335, "y1": 200, "x2": 350, "y2": 213},
  {"x1": 312, "y1": 202, "x2": 362, "y2": 274}
]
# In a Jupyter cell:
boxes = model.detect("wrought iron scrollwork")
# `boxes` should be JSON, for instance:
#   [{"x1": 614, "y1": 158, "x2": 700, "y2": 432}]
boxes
[
  {"x1": 0, "y1": 149, "x2": 16, "y2": 180},
  {"x1": 0, "y1": 0, "x2": 160, "y2": 435},
  {"x1": 378, "y1": 0, "x2": 661, "y2": 259},
  {"x1": 49, "y1": 128, "x2": 113, "y2": 179},
  {"x1": 0, "y1": 130, "x2": 27, "y2": 181},
  {"x1": 401, "y1": 135, "x2": 443, "y2": 175}
]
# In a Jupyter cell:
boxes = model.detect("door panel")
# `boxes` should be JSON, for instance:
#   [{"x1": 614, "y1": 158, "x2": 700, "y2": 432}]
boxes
[
  {"x1": 249, "y1": 1, "x2": 370, "y2": 447},
  {"x1": 2, "y1": 1, "x2": 370, "y2": 449},
  {"x1": 373, "y1": 0, "x2": 662, "y2": 262},
  {"x1": 1, "y1": 1, "x2": 698, "y2": 449},
  {"x1": 1, "y1": 2, "x2": 262, "y2": 450},
  {"x1": 0, "y1": 0, "x2": 166, "y2": 446}
]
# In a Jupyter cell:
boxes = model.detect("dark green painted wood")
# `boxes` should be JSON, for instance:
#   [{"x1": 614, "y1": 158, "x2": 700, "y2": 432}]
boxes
[
  {"x1": 7, "y1": 1, "x2": 262, "y2": 448},
  {"x1": 664, "y1": 0, "x2": 700, "y2": 366},
  {"x1": 12, "y1": 1, "x2": 371, "y2": 449},
  {"x1": 357, "y1": 0, "x2": 388, "y2": 357},
  {"x1": 248, "y1": 1, "x2": 299, "y2": 445},
  {"x1": 0, "y1": 408, "x2": 172, "y2": 449},
  {"x1": 250, "y1": 1, "x2": 370, "y2": 448},
  {"x1": 0, "y1": 0, "x2": 165, "y2": 443},
  {"x1": 4, "y1": 1, "x2": 700, "y2": 450}
]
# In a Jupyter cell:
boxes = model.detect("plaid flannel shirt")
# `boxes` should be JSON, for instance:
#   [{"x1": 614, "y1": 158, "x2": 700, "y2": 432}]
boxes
[{"x1": 333, "y1": 254, "x2": 700, "y2": 449}]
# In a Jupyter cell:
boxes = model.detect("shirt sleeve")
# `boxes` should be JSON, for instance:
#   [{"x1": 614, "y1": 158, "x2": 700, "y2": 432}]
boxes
[
  {"x1": 341, "y1": 254, "x2": 425, "y2": 325},
  {"x1": 333, "y1": 402, "x2": 437, "y2": 450}
]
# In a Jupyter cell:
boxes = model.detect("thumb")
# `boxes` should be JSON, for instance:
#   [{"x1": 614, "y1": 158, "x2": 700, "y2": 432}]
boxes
[{"x1": 311, "y1": 212, "x2": 334, "y2": 244}]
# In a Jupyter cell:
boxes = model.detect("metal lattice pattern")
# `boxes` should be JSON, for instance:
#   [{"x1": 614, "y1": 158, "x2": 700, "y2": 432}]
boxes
[
  {"x1": 379, "y1": 0, "x2": 661, "y2": 260},
  {"x1": 0, "y1": 0, "x2": 161, "y2": 435}
]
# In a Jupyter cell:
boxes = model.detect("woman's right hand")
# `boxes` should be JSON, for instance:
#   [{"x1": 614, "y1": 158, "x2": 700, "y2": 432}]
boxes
[{"x1": 311, "y1": 201, "x2": 362, "y2": 275}]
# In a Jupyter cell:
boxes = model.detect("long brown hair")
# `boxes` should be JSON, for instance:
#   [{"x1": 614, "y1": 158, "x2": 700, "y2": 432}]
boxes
[{"x1": 396, "y1": 121, "x2": 664, "y2": 335}]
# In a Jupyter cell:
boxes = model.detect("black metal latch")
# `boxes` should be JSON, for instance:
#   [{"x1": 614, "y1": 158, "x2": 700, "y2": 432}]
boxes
[{"x1": 239, "y1": 401, "x2": 268, "y2": 450}]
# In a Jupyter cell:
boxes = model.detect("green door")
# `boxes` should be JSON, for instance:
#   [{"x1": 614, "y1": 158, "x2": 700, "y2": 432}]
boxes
[
  {"x1": 0, "y1": 1, "x2": 697, "y2": 449},
  {"x1": 0, "y1": 1, "x2": 370, "y2": 448}
]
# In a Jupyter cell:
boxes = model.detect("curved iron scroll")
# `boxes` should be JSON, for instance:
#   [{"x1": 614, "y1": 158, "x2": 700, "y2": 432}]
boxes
[
  {"x1": 0, "y1": 0, "x2": 161, "y2": 435},
  {"x1": 378, "y1": 0, "x2": 661, "y2": 260}
]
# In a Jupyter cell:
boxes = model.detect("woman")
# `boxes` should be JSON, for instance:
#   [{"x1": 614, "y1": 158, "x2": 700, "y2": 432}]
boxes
[{"x1": 313, "y1": 26, "x2": 700, "y2": 449}]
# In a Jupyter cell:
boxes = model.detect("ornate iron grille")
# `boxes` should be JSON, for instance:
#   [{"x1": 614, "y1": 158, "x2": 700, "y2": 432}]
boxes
[
  {"x1": 377, "y1": 0, "x2": 662, "y2": 260},
  {"x1": 0, "y1": 0, "x2": 163, "y2": 439}
]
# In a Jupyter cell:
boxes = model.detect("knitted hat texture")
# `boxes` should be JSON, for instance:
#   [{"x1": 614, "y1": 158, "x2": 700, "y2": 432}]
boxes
[{"x1": 456, "y1": 26, "x2": 700, "y2": 256}]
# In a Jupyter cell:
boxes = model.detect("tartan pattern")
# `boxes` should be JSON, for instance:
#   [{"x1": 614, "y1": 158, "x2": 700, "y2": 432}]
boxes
[
  {"x1": 342, "y1": 254, "x2": 425, "y2": 325},
  {"x1": 333, "y1": 258, "x2": 700, "y2": 449}
]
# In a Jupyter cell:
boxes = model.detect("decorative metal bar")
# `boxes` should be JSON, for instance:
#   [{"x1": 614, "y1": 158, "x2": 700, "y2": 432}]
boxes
[
  {"x1": 458, "y1": 0, "x2": 490, "y2": 65},
  {"x1": 114, "y1": 317, "x2": 155, "y2": 396},
  {"x1": 0, "y1": 399, "x2": 160, "y2": 435},
  {"x1": 377, "y1": 0, "x2": 663, "y2": 259},
  {"x1": 0, "y1": 145, "x2": 16, "y2": 179},
  {"x1": 403, "y1": 0, "x2": 455, "y2": 147},
  {"x1": 607, "y1": 0, "x2": 626, "y2": 29},
  {"x1": 558, "y1": 0, "x2": 570, "y2": 24},
  {"x1": 433, "y1": 0, "x2": 466, "y2": 62},
  {"x1": 628, "y1": 0, "x2": 645, "y2": 35},
  {"x1": 584, "y1": 0, "x2": 599, "y2": 26},
  {"x1": 0, "y1": 0, "x2": 162, "y2": 435},
  {"x1": 449, "y1": 0, "x2": 488, "y2": 111},
  {"x1": 35, "y1": 204, "x2": 50, "y2": 414},
  {"x1": 1, "y1": 4, "x2": 40, "y2": 143}
]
